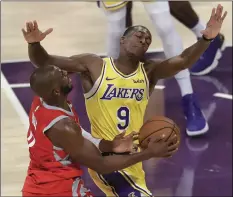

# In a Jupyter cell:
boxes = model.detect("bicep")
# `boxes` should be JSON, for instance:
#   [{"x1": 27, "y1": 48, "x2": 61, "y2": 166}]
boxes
[
  {"x1": 45, "y1": 118, "x2": 84, "y2": 155},
  {"x1": 46, "y1": 119, "x2": 104, "y2": 168},
  {"x1": 151, "y1": 56, "x2": 186, "y2": 79}
]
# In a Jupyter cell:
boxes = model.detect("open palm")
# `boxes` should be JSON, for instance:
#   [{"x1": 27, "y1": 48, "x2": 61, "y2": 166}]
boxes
[
  {"x1": 201, "y1": 4, "x2": 227, "y2": 39},
  {"x1": 22, "y1": 20, "x2": 53, "y2": 43}
]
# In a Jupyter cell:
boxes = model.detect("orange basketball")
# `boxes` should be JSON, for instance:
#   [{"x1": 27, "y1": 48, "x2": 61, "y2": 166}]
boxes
[{"x1": 139, "y1": 116, "x2": 180, "y2": 149}]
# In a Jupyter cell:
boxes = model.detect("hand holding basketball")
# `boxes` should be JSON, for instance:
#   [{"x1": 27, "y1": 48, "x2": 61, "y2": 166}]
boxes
[
  {"x1": 146, "y1": 135, "x2": 179, "y2": 158},
  {"x1": 22, "y1": 20, "x2": 53, "y2": 43},
  {"x1": 138, "y1": 116, "x2": 181, "y2": 158},
  {"x1": 201, "y1": 4, "x2": 227, "y2": 39}
]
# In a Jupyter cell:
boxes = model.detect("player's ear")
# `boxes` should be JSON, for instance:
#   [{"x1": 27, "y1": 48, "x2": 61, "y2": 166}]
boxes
[
  {"x1": 52, "y1": 88, "x2": 60, "y2": 96},
  {"x1": 120, "y1": 36, "x2": 125, "y2": 44}
]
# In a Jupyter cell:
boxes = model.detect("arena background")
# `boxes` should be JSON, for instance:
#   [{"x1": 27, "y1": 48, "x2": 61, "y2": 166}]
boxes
[{"x1": 1, "y1": 2, "x2": 232, "y2": 196}]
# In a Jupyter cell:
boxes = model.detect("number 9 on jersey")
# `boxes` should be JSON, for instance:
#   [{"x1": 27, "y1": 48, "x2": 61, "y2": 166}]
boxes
[{"x1": 117, "y1": 107, "x2": 130, "y2": 130}]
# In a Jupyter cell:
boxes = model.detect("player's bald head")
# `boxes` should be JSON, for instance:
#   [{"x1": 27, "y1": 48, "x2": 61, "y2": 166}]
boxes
[
  {"x1": 30, "y1": 66, "x2": 58, "y2": 98},
  {"x1": 30, "y1": 66, "x2": 73, "y2": 101}
]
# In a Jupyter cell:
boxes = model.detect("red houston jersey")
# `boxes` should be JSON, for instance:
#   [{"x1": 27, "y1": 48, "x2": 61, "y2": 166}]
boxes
[{"x1": 22, "y1": 96, "x2": 84, "y2": 195}]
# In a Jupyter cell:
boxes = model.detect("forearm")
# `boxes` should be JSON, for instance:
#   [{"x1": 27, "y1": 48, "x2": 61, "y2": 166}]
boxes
[
  {"x1": 28, "y1": 42, "x2": 51, "y2": 67},
  {"x1": 100, "y1": 151, "x2": 150, "y2": 174},
  {"x1": 74, "y1": 138, "x2": 151, "y2": 174},
  {"x1": 180, "y1": 37, "x2": 211, "y2": 68},
  {"x1": 81, "y1": 128, "x2": 113, "y2": 152},
  {"x1": 154, "y1": 37, "x2": 212, "y2": 79}
]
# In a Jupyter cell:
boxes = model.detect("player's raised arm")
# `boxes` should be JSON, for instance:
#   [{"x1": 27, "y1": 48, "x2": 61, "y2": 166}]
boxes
[
  {"x1": 46, "y1": 118, "x2": 178, "y2": 174},
  {"x1": 22, "y1": 20, "x2": 102, "y2": 73},
  {"x1": 149, "y1": 4, "x2": 227, "y2": 79}
]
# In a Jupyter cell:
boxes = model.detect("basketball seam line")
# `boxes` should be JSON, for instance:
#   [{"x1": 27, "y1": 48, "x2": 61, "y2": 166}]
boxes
[
  {"x1": 140, "y1": 121, "x2": 178, "y2": 146},
  {"x1": 141, "y1": 119, "x2": 175, "y2": 131},
  {"x1": 140, "y1": 126, "x2": 173, "y2": 145},
  {"x1": 141, "y1": 119, "x2": 179, "y2": 133},
  {"x1": 165, "y1": 129, "x2": 174, "y2": 142},
  {"x1": 165, "y1": 122, "x2": 176, "y2": 142}
]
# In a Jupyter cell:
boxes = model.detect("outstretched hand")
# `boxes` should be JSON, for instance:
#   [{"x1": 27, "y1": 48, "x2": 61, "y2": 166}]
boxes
[
  {"x1": 112, "y1": 131, "x2": 139, "y2": 153},
  {"x1": 22, "y1": 20, "x2": 53, "y2": 43},
  {"x1": 201, "y1": 4, "x2": 227, "y2": 39}
]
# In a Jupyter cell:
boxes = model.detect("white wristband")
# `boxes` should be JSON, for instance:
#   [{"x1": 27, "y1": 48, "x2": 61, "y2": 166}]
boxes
[{"x1": 81, "y1": 127, "x2": 101, "y2": 148}]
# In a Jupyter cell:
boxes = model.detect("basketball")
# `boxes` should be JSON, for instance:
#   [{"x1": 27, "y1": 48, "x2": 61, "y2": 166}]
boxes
[{"x1": 139, "y1": 116, "x2": 180, "y2": 149}]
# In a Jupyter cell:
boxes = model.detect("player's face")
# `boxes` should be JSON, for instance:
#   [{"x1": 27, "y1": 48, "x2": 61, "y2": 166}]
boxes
[
  {"x1": 122, "y1": 31, "x2": 151, "y2": 58},
  {"x1": 60, "y1": 69, "x2": 73, "y2": 95},
  {"x1": 52, "y1": 67, "x2": 73, "y2": 96}
]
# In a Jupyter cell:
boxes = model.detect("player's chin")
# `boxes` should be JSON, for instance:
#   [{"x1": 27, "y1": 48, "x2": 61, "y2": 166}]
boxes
[{"x1": 130, "y1": 51, "x2": 145, "y2": 59}]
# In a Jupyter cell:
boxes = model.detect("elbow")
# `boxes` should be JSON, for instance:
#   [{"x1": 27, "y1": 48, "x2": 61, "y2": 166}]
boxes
[
  {"x1": 92, "y1": 164, "x2": 112, "y2": 174},
  {"x1": 30, "y1": 55, "x2": 52, "y2": 68},
  {"x1": 95, "y1": 168, "x2": 109, "y2": 174},
  {"x1": 180, "y1": 52, "x2": 200, "y2": 69},
  {"x1": 91, "y1": 161, "x2": 114, "y2": 174},
  {"x1": 179, "y1": 55, "x2": 192, "y2": 69}
]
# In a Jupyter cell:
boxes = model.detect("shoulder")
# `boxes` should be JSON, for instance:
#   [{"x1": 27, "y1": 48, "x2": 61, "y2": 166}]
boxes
[
  {"x1": 143, "y1": 59, "x2": 163, "y2": 77},
  {"x1": 46, "y1": 118, "x2": 81, "y2": 142},
  {"x1": 143, "y1": 59, "x2": 163, "y2": 70},
  {"x1": 45, "y1": 117, "x2": 83, "y2": 150},
  {"x1": 51, "y1": 117, "x2": 80, "y2": 133}
]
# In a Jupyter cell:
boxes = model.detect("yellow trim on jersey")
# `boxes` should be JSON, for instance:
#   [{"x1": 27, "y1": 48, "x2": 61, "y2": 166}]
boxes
[
  {"x1": 110, "y1": 57, "x2": 141, "y2": 78},
  {"x1": 102, "y1": 1, "x2": 128, "y2": 11},
  {"x1": 84, "y1": 60, "x2": 106, "y2": 99},
  {"x1": 140, "y1": 63, "x2": 150, "y2": 99}
]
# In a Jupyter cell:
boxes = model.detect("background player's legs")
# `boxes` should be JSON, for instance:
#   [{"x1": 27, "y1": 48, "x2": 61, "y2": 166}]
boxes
[
  {"x1": 169, "y1": 1, "x2": 204, "y2": 37},
  {"x1": 144, "y1": 1, "x2": 208, "y2": 136},
  {"x1": 126, "y1": 1, "x2": 133, "y2": 28},
  {"x1": 169, "y1": 1, "x2": 225, "y2": 75},
  {"x1": 100, "y1": 2, "x2": 126, "y2": 59}
]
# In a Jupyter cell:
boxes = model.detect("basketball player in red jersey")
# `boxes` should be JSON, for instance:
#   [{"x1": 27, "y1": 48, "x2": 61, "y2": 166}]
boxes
[{"x1": 22, "y1": 66, "x2": 178, "y2": 196}]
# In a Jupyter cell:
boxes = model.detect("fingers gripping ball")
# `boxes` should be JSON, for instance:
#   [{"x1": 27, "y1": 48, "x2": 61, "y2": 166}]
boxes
[{"x1": 139, "y1": 116, "x2": 181, "y2": 149}]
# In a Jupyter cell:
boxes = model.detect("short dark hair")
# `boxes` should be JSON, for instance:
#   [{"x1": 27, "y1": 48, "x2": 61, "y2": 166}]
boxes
[
  {"x1": 123, "y1": 25, "x2": 151, "y2": 37},
  {"x1": 30, "y1": 66, "x2": 56, "y2": 97}
]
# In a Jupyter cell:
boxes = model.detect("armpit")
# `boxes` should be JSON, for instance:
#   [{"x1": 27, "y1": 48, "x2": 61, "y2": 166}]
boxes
[{"x1": 143, "y1": 59, "x2": 163, "y2": 81}]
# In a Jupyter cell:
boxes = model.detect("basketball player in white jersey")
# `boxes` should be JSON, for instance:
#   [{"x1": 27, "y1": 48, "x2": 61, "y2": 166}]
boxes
[
  {"x1": 114, "y1": 1, "x2": 225, "y2": 76},
  {"x1": 98, "y1": 1, "x2": 208, "y2": 136}
]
